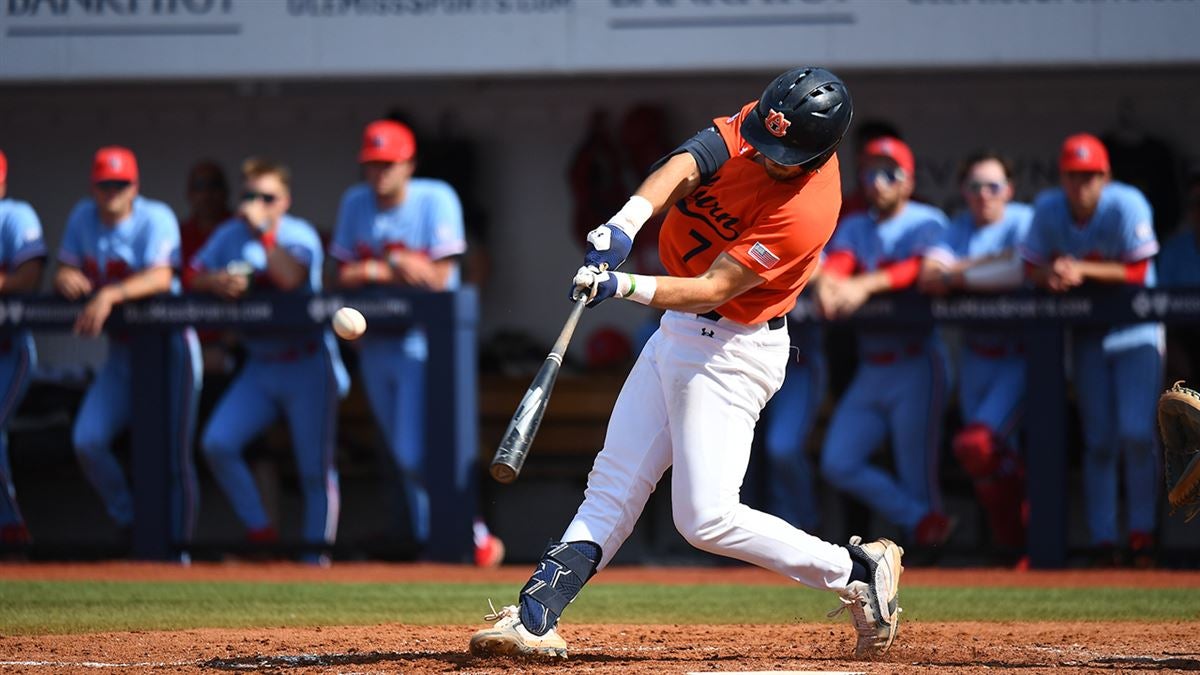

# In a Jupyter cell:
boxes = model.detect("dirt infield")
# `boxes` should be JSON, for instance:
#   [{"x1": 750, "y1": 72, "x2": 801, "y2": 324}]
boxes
[
  {"x1": 1, "y1": 622, "x2": 1198, "y2": 674},
  {"x1": 1, "y1": 563, "x2": 1199, "y2": 673}
]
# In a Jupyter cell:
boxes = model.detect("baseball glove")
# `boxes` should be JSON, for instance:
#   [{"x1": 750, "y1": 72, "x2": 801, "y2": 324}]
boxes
[{"x1": 1158, "y1": 381, "x2": 1200, "y2": 522}]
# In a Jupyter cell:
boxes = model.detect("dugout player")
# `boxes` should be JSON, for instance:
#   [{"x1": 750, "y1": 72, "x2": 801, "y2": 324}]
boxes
[
  {"x1": 0, "y1": 150, "x2": 46, "y2": 550},
  {"x1": 57, "y1": 146, "x2": 201, "y2": 552},
  {"x1": 331, "y1": 119, "x2": 503, "y2": 566},
  {"x1": 1021, "y1": 133, "x2": 1162, "y2": 566},
  {"x1": 191, "y1": 157, "x2": 349, "y2": 564},
  {"x1": 919, "y1": 151, "x2": 1033, "y2": 556},
  {"x1": 469, "y1": 67, "x2": 905, "y2": 660},
  {"x1": 814, "y1": 137, "x2": 953, "y2": 549}
]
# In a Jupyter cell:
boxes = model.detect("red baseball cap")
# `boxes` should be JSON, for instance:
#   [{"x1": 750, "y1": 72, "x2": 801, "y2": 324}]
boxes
[
  {"x1": 861, "y1": 136, "x2": 915, "y2": 176},
  {"x1": 92, "y1": 146, "x2": 138, "y2": 183},
  {"x1": 358, "y1": 120, "x2": 416, "y2": 164},
  {"x1": 1059, "y1": 133, "x2": 1110, "y2": 173},
  {"x1": 0, "y1": 150, "x2": 7, "y2": 183}
]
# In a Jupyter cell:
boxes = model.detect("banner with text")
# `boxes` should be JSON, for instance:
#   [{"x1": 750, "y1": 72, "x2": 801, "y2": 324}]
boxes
[{"x1": 2, "y1": 0, "x2": 1198, "y2": 81}]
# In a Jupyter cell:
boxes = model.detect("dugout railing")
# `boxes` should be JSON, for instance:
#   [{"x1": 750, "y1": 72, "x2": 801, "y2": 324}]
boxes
[
  {"x1": 0, "y1": 288, "x2": 478, "y2": 563},
  {"x1": 3, "y1": 285, "x2": 1198, "y2": 567}
]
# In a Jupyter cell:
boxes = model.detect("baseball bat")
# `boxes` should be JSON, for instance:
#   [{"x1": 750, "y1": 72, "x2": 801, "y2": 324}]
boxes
[{"x1": 490, "y1": 294, "x2": 589, "y2": 484}]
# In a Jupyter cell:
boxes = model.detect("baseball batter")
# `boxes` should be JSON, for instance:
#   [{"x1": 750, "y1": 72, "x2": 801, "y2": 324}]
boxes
[
  {"x1": 191, "y1": 157, "x2": 348, "y2": 563},
  {"x1": 330, "y1": 120, "x2": 471, "y2": 553},
  {"x1": 57, "y1": 146, "x2": 201, "y2": 549},
  {"x1": 470, "y1": 67, "x2": 904, "y2": 661},
  {"x1": 1021, "y1": 133, "x2": 1162, "y2": 561},
  {"x1": 0, "y1": 150, "x2": 46, "y2": 550},
  {"x1": 919, "y1": 151, "x2": 1032, "y2": 553},
  {"x1": 815, "y1": 137, "x2": 953, "y2": 548}
]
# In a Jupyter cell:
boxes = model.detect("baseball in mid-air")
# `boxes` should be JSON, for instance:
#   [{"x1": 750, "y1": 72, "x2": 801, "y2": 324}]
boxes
[{"x1": 332, "y1": 306, "x2": 366, "y2": 341}]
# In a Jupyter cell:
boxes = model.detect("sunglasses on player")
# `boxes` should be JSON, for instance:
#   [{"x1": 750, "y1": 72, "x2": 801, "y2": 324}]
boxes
[
  {"x1": 862, "y1": 167, "x2": 906, "y2": 186},
  {"x1": 241, "y1": 190, "x2": 278, "y2": 205},
  {"x1": 965, "y1": 180, "x2": 1007, "y2": 196}
]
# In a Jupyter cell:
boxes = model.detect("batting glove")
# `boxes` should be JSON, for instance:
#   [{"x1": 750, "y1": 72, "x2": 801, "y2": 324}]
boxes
[
  {"x1": 571, "y1": 264, "x2": 626, "y2": 308},
  {"x1": 584, "y1": 223, "x2": 633, "y2": 272}
]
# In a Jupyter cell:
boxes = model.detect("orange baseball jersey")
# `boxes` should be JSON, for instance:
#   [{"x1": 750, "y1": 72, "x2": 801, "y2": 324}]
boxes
[{"x1": 658, "y1": 101, "x2": 842, "y2": 325}]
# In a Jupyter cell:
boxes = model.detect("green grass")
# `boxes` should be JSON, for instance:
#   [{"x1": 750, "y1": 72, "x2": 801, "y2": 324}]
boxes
[{"x1": 1, "y1": 581, "x2": 1197, "y2": 635}]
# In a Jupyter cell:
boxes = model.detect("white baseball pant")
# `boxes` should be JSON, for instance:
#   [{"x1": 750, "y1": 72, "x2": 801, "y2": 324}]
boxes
[{"x1": 562, "y1": 310, "x2": 854, "y2": 591}]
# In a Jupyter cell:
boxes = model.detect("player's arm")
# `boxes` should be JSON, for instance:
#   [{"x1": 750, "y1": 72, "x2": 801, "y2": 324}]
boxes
[
  {"x1": 264, "y1": 245, "x2": 307, "y2": 291},
  {"x1": 337, "y1": 252, "x2": 448, "y2": 290},
  {"x1": 633, "y1": 151, "x2": 705, "y2": 217},
  {"x1": 73, "y1": 265, "x2": 173, "y2": 337},
  {"x1": 0, "y1": 259, "x2": 44, "y2": 294},
  {"x1": 924, "y1": 251, "x2": 1025, "y2": 293},
  {"x1": 819, "y1": 258, "x2": 918, "y2": 319},
  {"x1": 1061, "y1": 258, "x2": 1150, "y2": 285},
  {"x1": 573, "y1": 251, "x2": 762, "y2": 314},
  {"x1": 584, "y1": 131, "x2": 725, "y2": 273},
  {"x1": 54, "y1": 264, "x2": 94, "y2": 300},
  {"x1": 190, "y1": 267, "x2": 248, "y2": 300}
]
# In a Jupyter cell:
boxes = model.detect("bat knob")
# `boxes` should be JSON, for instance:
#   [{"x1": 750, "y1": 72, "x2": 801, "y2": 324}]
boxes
[{"x1": 490, "y1": 462, "x2": 518, "y2": 484}]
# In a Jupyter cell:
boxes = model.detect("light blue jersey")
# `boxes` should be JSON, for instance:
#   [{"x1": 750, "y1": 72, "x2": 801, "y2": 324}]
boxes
[
  {"x1": 929, "y1": 203, "x2": 1032, "y2": 267},
  {"x1": 60, "y1": 196, "x2": 180, "y2": 291},
  {"x1": 1022, "y1": 181, "x2": 1162, "y2": 352},
  {"x1": 819, "y1": 201, "x2": 950, "y2": 534},
  {"x1": 827, "y1": 202, "x2": 949, "y2": 356},
  {"x1": 930, "y1": 203, "x2": 1032, "y2": 354},
  {"x1": 330, "y1": 180, "x2": 466, "y2": 277},
  {"x1": 60, "y1": 195, "x2": 200, "y2": 546},
  {"x1": 193, "y1": 214, "x2": 348, "y2": 556},
  {"x1": 192, "y1": 214, "x2": 347, "y2": 365},
  {"x1": 1022, "y1": 181, "x2": 1161, "y2": 545},
  {"x1": 0, "y1": 198, "x2": 44, "y2": 532},
  {"x1": 330, "y1": 179, "x2": 466, "y2": 547}
]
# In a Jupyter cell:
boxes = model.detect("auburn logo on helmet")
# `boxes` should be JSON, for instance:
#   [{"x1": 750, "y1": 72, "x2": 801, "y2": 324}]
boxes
[{"x1": 765, "y1": 109, "x2": 790, "y2": 138}]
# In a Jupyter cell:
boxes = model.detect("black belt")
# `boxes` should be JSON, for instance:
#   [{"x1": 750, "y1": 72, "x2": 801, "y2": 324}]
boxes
[{"x1": 697, "y1": 310, "x2": 785, "y2": 330}]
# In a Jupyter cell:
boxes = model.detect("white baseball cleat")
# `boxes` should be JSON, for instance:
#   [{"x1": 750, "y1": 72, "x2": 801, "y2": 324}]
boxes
[
  {"x1": 828, "y1": 535, "x2": 904, "y2": 659},
  {"x1": 469, "y1": 601, "x2": 568, "y2": 658}
]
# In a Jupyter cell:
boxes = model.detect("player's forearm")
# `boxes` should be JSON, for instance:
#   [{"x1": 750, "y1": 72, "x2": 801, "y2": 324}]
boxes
[
  {"x1": 423, "y1": 258, "x2": 456, "y2": 291},
  {"x1": 848, "y1": 270, "x2": 894, "y2": 296},
  {"x1": 189, "y1": 267, "x2": 220, "y2": 291},
  {"x1": 960, "y1": 255, "x2": 1025, "y2": 291},
  {"x1": 0, "y1": 260, "x2": 42, "y2": 294},
  {"x1": 639, "y1": 273, "x2": 740, "y2": 314},
  {"x1": 1076, "y1": 259, "x2": 1140, "y2": 284},
  {"x1": 266, "y1": 247, "x2": 307, "y2": 291},
  {"x1": 104, "y1": 266, "x2": 173, "y2": 303}
]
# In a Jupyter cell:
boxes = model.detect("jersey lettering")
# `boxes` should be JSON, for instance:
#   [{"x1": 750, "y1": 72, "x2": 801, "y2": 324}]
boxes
[{"x1": 677, "y1": 185, "x2": 740, "y2": 242}]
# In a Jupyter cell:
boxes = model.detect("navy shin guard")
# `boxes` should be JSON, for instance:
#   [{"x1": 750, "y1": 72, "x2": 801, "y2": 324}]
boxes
[{"x1": 518, "y1": 540, "x2": 601, "y2": 635}]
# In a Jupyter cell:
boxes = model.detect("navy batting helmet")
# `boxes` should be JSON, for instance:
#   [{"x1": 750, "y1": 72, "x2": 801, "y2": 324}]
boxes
[{"x1": 740, "y1": 67, "x2": 853, "y2": 168}]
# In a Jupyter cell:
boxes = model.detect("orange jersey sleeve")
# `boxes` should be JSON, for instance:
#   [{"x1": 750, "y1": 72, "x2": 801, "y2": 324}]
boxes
[{"x1": 658, "y1": 103, "x2": 842, "y2": 325}]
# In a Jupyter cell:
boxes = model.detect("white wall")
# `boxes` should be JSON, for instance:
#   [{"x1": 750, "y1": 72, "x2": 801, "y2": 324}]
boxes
[{"x1": 2, "y1": 67, "x2": 1199, "y2": 367}]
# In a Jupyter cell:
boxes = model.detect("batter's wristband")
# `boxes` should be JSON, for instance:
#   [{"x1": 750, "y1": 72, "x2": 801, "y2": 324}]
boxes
[
  {"x1": 621, "y1": 273, "x2": 656, "y2": 305},
  {"x1": 609, "y1": 196, "x2": 653, "y2": 239}
]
